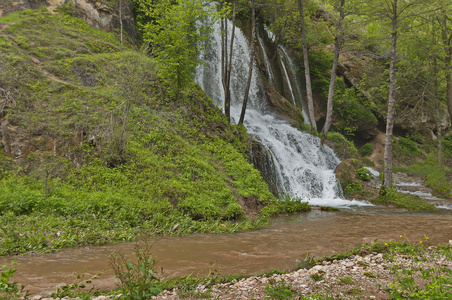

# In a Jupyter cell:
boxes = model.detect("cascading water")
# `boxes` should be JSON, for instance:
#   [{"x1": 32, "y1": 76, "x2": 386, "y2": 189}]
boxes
[
  {"x1": 257, "y1": 34, "x2": 274, "y2": 85},
  {"x1": 278, "y1": 47, "x2": 297, "y2": 107},
  {"x1": 196, "y1": 18, "x2": 370, "y2": 207},
  {"x1": 278, "y1": 45, "x2": 309, "y2": 122}
]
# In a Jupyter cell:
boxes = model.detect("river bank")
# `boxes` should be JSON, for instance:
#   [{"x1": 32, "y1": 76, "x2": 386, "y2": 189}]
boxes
[{"x1": 21, "y1": 240, "x2": 452, "y2": 300}]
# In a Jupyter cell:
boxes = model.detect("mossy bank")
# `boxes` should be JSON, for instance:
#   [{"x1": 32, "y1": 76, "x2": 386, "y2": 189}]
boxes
[{"x1": 0, "y1": 8, "x2": 310, "y2": 256}]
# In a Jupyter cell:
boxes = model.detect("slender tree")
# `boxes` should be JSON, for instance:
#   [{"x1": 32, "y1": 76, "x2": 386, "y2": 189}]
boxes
[
  {"x1": 321, "y1": 0, "x2": 345, "y2": 136},
  {"x1": 383, "y1": 0, "x2": 398, "y2": 188},
  {"x1": 297, "y1": 0, "x2": 317, "y2": 131},
  {"x1": 238, "y1": 0, "x2": 256, "y2": 125},
  {"x1": 221, "y1": 0, "x2": 237, "y2": 123},
  {"x1": 439, "y1": 13, "x2": 452, "y2": 123}
]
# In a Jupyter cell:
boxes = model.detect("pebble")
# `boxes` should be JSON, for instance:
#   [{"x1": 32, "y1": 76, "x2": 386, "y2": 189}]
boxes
[{"x1": 31, "y1": 247, "x2": 452, "y2": 300}]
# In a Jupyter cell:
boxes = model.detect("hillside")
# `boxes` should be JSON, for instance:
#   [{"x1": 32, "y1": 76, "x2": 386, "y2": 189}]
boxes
[{"x1": 0, "y1": 7, "x2": 309, "y2": 255}]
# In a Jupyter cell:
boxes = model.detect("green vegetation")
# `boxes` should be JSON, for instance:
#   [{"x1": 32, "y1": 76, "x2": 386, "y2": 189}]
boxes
[
  {"x1": 109, "y1": 243, "x2": 162, "y2": 299},
  {"x1": 51, "y1": 272, "x2": 102, "y2": 299},
  {"x1": 325, "y1": 132, "x2": 358, "y2": 160},
  {"x1": 360, "y1": 143, "x2": 373, "y2": 157},
  {"x1": 370, "y1": 187, "x2": 436, "y2": 211},
  {"x1": 264, "y1": 278, "x2": 297, "y2": 300},
  {"x1": 0, "y1": 263, "x2": 27, "y2": 300},
  {"x1": 133, "y1": 0, "x2": 214, "y2": 91},
  {"x1": 338, "y1": 276, "x2": 354, "y2": 285},
  {"x1": 395, "y1": 153, "x2": 452, "y2": 198},
  {"x1": 0, "y1": 8, "x2": 313, "y2": 256},
  {"x1": 319, "y1": 206, "x2": 340, "y2": 212},
  {"x1": 356, "y1": 167, "x2": 371, "y2": 182},
  {"x1": 333, "y1": 82, "x2": 378, "y2": 139},
  {"x1": 343, "y1": 181, "x2": 363, "y2": 197}
]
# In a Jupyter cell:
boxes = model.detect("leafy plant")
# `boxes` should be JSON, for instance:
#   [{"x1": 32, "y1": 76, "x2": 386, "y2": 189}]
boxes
[
  {"x1": 360, "y1": 143, "x2": 373, "y2": 157},
  {"x1": 343, "y1": 181, "x2": 363, "y2": 196},
  {"x1": 371, "y1": 187, "x2": 436, "y2": 211},
  {"x1": 310, "y1": 271, "x2": 325, "y2": 282},
  {"x1": 338, "y1": 277, "x2": 354, "y2": 285},
  {"x1": 0, "y1": 263, "x2": 28, "y2": 299},
  {"x1": 386, "y1": 238, "x2": 452, "y2": 299},
  {"x1": 51, "y1": 271, "x2": 102, "y2": 299},
  {"x1": 109, "y1": 242, "x2": 162, "y2": 299},
  {"x1": 264, "y1": 278, "x2": 297, "y2": 300},
  {"x1": 356, "y1": 167, "x2": 372, "y2": 182}
]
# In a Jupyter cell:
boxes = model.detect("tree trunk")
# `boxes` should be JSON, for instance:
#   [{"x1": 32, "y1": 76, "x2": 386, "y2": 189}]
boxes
[
  {"x1": 383, "y1": 0, "x2": 398, "y2": 189},
  {"x1": 238, "y1": 0, "x2": 256, "y2": 125},
  {"x1": 321, "y1": 0, "x2": 344, "y2": 136},
  {"x1": 119, "y1": 0, "x2": 123, "y2": 44},
  {"x1": 297, "y1": 0, "x2": 317, "y2": 131},
  {"x1": 443, "y1": 14, "x2": 452, "y2": 122},
  {"x1": 222, "y1": 0, "x2": 237, "y2": 123}
]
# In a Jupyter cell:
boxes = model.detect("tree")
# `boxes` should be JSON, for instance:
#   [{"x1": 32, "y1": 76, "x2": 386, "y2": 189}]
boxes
[
  {"x1": 438, "y1": 6, "x2": 452, "y2": 124},
  {"x1": 238, "y1": 0, "x2": 256, "y2": 125},
  {"x1": 321, "y1": 0, "x2": 345, "y2": 136},
  {"x1": 221, "y1": 0, "x2": 237, "y2": 123},
  {"x1": 383, "y1": 0, "x2": 398, "y2": 188},
  {"x1": 354, "y1": 0, "x2": 429, "y2": 187},
  {"x1": 297, "y1": 0, "x2": 317, "y2": 131},
  {"x1": 134, "y1": 0, "x2": 213, "y2": 92}
]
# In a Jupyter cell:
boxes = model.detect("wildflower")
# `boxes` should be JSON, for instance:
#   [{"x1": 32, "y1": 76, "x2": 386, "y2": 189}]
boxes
[
  {"x1": 419, "y1": 241, "x2": 423, "y2": 244},
  {"x1": 400, "y1": 235, "x2": 403, "y2": 238}
]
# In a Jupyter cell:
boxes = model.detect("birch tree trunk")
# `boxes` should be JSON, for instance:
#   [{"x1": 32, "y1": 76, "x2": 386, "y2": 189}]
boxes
[
  {"x1": 297, "y1": 0, "x2": 317, "y2": 131},
  {"x1": 321, "y1": 0, "x2": 345, "y2": 136},
  {"x1": 238, "y1": 0, "x2": 256, "y2": 125},
  {"x1": 442, "y1": 14, "x2": 452, "y2": 123},
  {"x1": 222, "y1": 0, "x2": 236, "y2": 123},
  {"x1": 383, "y1": 0, "x2": 398, "y2": 188}
]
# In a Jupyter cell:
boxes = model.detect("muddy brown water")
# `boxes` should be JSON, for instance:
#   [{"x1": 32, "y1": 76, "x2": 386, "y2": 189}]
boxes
[{"x1": 2, "y1": 208, "x2": 452, "y2": 296}]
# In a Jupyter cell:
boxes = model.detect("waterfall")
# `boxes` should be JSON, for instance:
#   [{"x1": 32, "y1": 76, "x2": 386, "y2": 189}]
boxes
[
  {"x1": 257, "y1": 34, "x2": 274, "y2": 85},
  {"x1": 278, "y1": 47, "x2": 297, "y2": 107},
  {"x1": 278, "y1": 45, "x2": 309, "y2": 124},
  {"x1": 196, "y1": 18, "x2": 370, "y2": 207}
]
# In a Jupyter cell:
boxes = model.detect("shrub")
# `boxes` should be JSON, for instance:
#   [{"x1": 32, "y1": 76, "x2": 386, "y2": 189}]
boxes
[
  {"x1": 360, "y1": 143, "x2": 373, "y2": 157},
  {"x1": 343, "y1": 182, "x2": 362, "y2": 196},
  {"x1": 264, "y1": 278, "x2": 296, "y2": 300},
  {"x1": 109, "y1": 242, "x2": 162, "y2": 300},
  {"x1": 0, "y1": 263, "x2": 28, "y2": 299},
  {"x1": 333, "y1": 82, "x2": 378, "y2": 138},
  {"x1": 325, "y1": 132, "x2": 358, "y2": 160},
  {"x1": 356, "y1": 167, "x2": 372, "y2": 182},
  {"x1": 371, "y1": 187, "x2": 436, "y2": 211}
]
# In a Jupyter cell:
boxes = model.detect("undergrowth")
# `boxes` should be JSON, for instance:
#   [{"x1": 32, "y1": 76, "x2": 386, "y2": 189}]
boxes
[
  {"x1": 0, "y1": 8, "x2": 314, "y2": 255},
  {"x1": 370, "y1": 187, "x2": 436, "y2": 211}
]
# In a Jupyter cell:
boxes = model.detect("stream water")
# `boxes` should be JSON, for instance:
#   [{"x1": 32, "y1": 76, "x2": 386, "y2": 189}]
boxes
[
  {"x1": 3, "y1": 208, "x2": 452, "y2": 296},
  {"x1": 5, "y1": 9, "x2": 451, "y2": 298}
]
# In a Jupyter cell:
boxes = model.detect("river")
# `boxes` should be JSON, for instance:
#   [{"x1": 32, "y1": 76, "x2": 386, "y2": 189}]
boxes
[{"x1": 3, "y1": 206, "x2": 452, "y2": 296}]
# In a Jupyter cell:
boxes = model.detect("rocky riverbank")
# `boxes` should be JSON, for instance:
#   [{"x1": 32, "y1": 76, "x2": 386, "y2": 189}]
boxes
[{"x1": 29, "y1": 241, "x2": 452, "y2": 300}]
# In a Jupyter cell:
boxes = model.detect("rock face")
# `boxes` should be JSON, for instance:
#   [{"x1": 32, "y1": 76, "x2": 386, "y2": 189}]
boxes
[
  {"x1": 0, "y1": 0, "x2": 137, "y2": 43},
  {"x1": 249, "y1": 139, "x2": 280, "y2": 197}
]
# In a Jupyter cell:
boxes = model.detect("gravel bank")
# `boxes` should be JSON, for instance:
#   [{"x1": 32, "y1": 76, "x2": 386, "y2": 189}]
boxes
[{"x1": 29, "y1": 242, "x2": 452, "y2": 300}]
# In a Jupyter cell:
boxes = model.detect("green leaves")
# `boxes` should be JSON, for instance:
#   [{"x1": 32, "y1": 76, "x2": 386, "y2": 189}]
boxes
[{"x1": 134, "y1": 0, "x2": 215, "y2": 91}]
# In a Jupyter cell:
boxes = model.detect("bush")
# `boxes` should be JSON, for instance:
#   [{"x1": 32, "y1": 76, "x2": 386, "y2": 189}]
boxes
[
  {"x1": 0, "y1": 263, "x2": 27, "y2": 299},
  {"x1": 371, "y1": 187, "x2": 436, "y2": 211},
  {"x1": 333, "y1": 82, "x2": 378, "y2": 138},
  {"x1": 343, "y1": 182, "x2": 362, "y2": 196},
  {"x1": 325, "y1": 132, "x2": 358, "y2": 160},
  {"x1": 109, "y1": 242, "x2": 162, "y2": 299},
  {"x1": 360, "y1": 143, "x2": 373, "y2": 157},
  {"x1": 356, "y1": 167, "x2": 371, "y2": 182}
]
